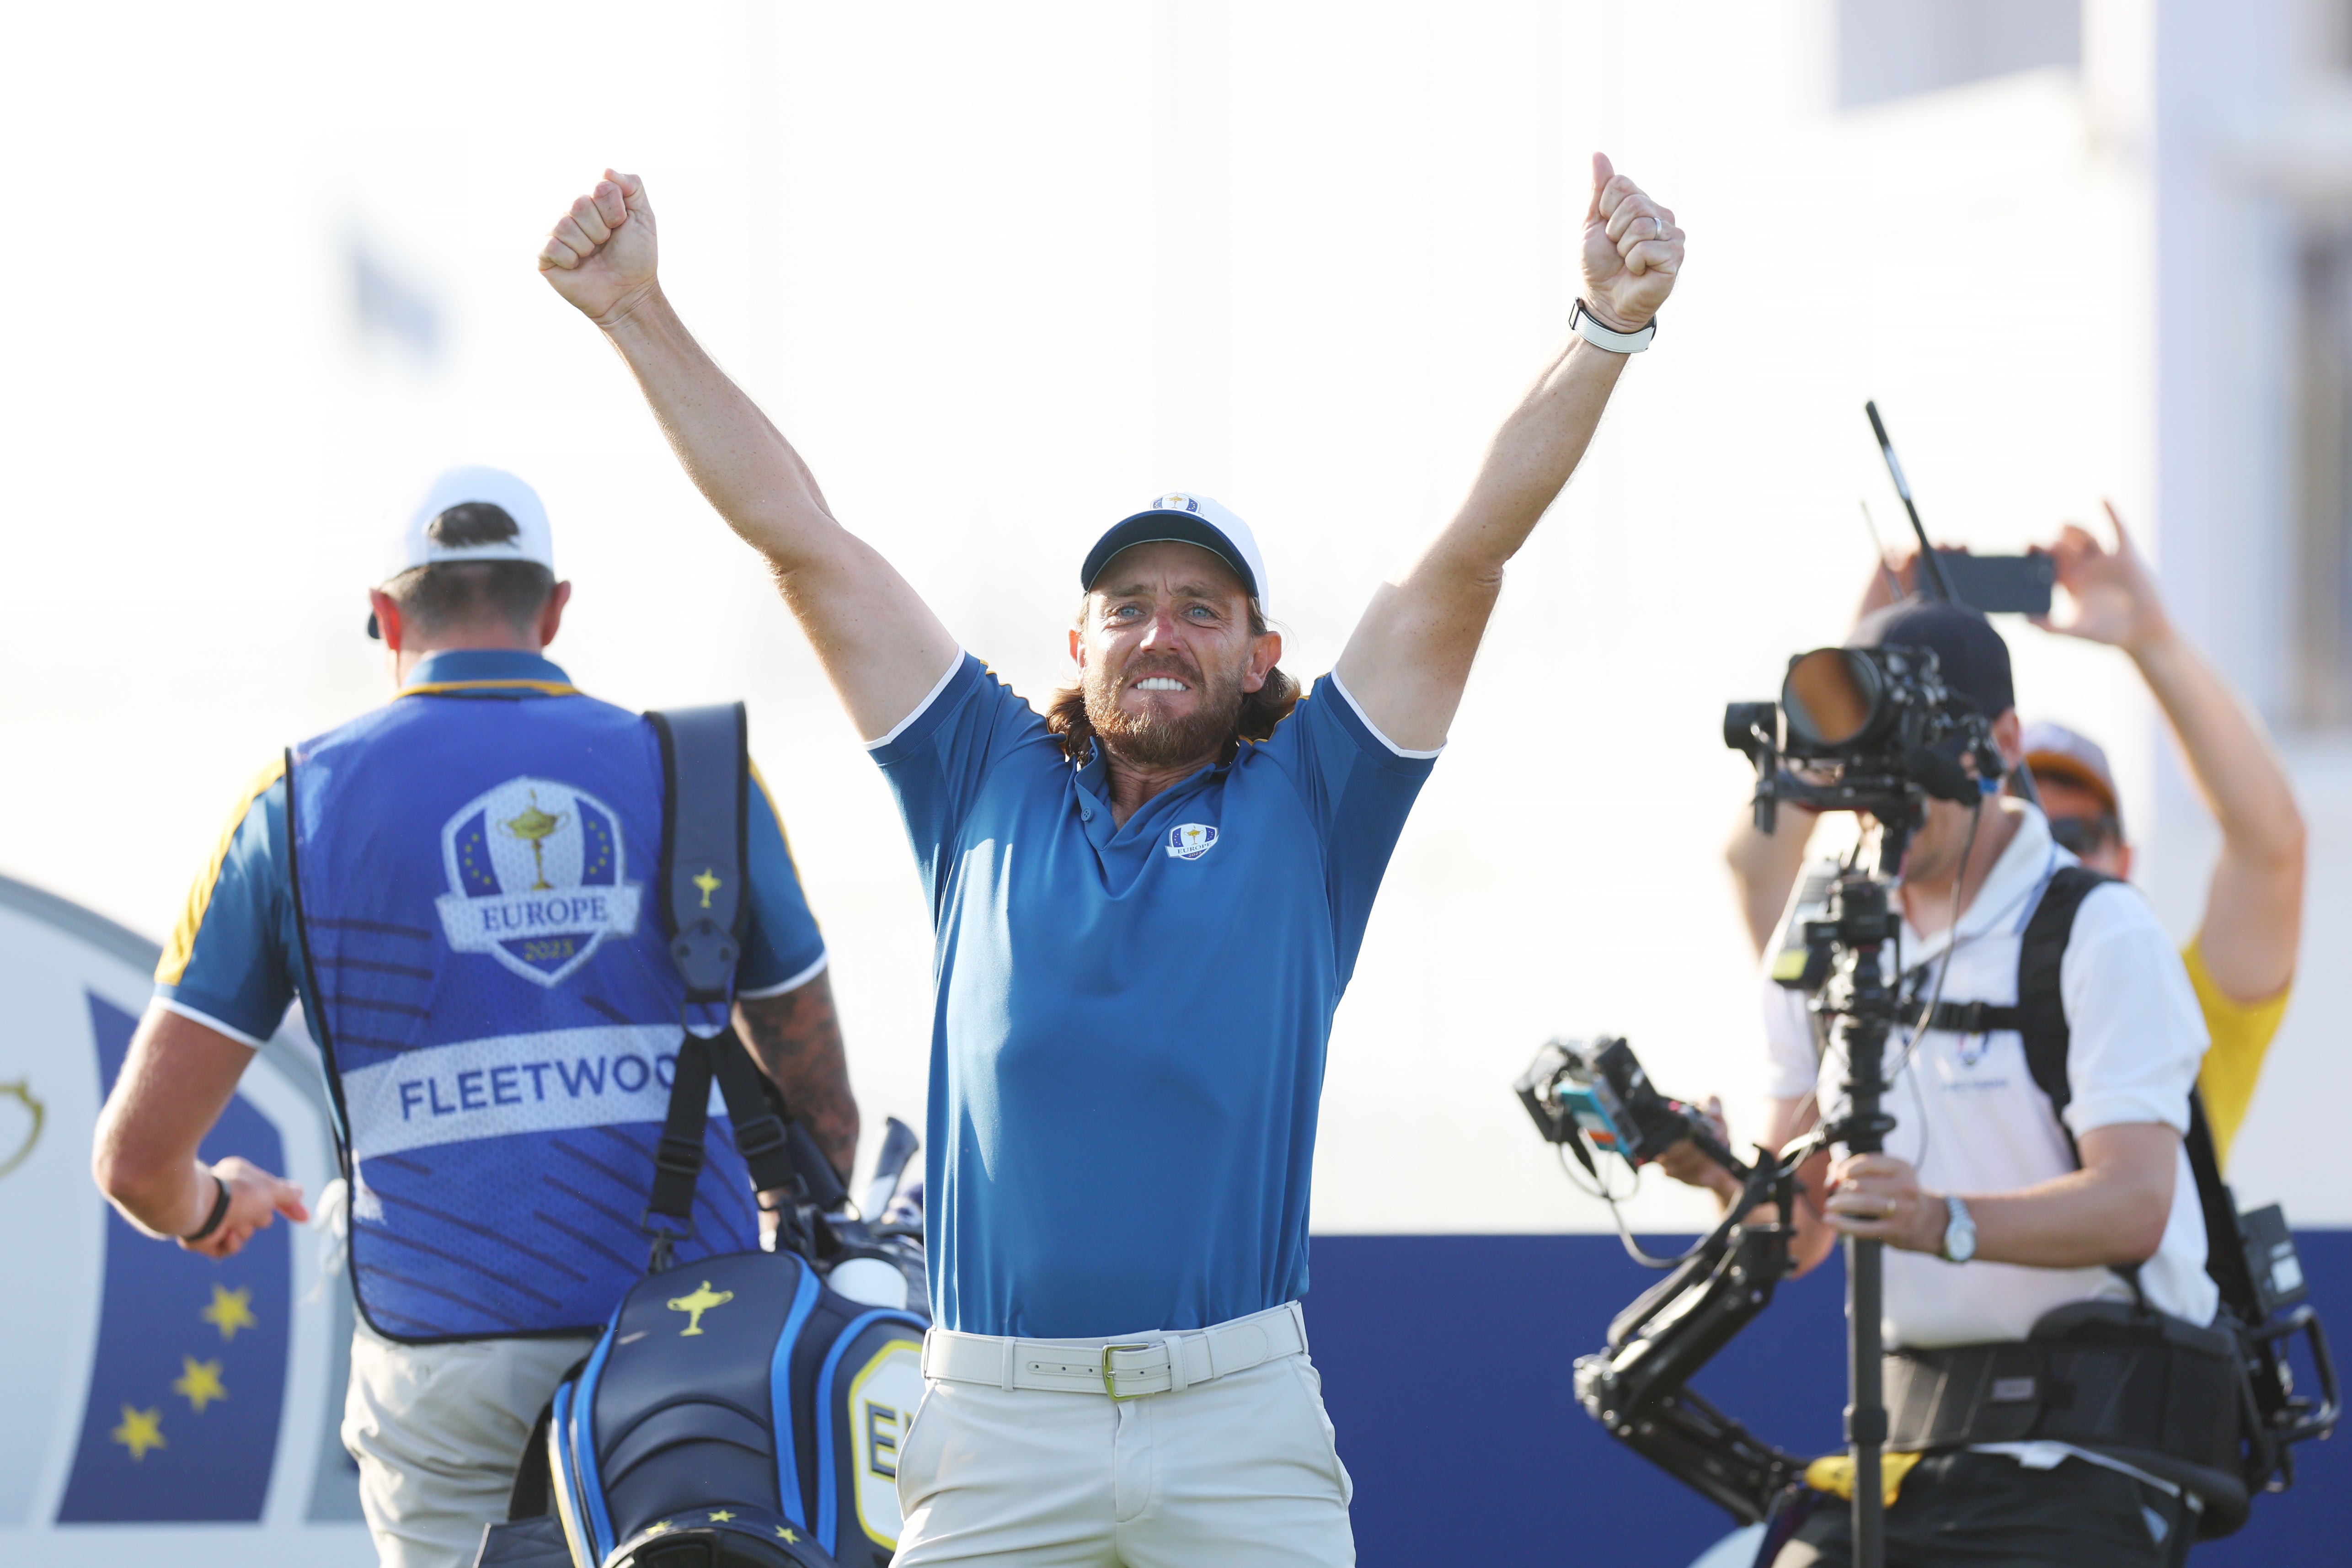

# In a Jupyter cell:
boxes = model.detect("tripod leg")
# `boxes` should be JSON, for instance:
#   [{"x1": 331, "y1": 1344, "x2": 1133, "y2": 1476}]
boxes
[{"x1": 1847, "y1": 1232, "x2": 1886, "y2": 1568}]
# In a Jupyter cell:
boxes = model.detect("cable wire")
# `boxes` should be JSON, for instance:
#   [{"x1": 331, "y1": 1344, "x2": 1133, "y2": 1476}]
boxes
[
  {"x1": 1877, "y1": 795, "x2": 1982, "y2": 1176},
  {"x1": 1555, "y1": 1139, "x2": 1765, "y2": 1272}
]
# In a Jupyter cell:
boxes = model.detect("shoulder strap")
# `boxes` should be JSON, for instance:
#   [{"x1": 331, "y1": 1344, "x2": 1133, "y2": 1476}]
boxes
[
  {"x1": 2185, "y1": 1088, "x2": 2269, "y2": 1326},
  {"x1": 2013, "y1": 864, "x2": 2117, "y2": 1132},
  {"x1": 639, "y1": 704, "x2": 800, "y2": 1269},
  {"x1": 641, "y1": 1024, "x2": 802, "y2": 1266},
  {"x1": 2007, "y1": 866, "x2": 2143, "y2": 1300},
  {"x1": 2010, "y1": 865, "x2": 2265, "y2": 1307},
  {"x1": 648, "y1": 704, "x2": 751, "y2": 1003}
]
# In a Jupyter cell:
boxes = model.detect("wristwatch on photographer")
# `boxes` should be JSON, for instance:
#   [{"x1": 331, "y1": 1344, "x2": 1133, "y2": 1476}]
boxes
[{"x1": 1939, "y1": 1194, "x2": 1977, "y2": 1264}]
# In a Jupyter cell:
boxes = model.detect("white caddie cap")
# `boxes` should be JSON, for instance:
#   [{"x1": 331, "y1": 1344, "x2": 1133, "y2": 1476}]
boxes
[
  {"x1": 1080, "y1": 491, "x2": 1270, "y2": 613},
  {"x1": 385, "y1": 465, "x2": 556, "y2": 581}
]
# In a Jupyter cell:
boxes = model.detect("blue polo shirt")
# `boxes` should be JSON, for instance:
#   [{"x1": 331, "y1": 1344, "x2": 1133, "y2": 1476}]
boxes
[
  {"x1": 874, "y1": 654, "x2": 1437, "y2": 1338},
  {"x1": 156, "y1": 650, "x2": 830, "y2": 1050}
]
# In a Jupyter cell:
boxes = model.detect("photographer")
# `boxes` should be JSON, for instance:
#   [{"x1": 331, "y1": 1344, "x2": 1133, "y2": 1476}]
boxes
[
  {"x1": 1725, "y1": 507, "x2": 2303, "y2": 1165},
  {"x1": 1669, "y1": 600, "x2": 2217, "y2": 1566}
]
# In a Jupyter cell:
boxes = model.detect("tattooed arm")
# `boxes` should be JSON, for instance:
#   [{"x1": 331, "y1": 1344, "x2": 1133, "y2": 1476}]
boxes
[{"x1": 735, "y1": 973, "x2": 860, "y2": 1182}]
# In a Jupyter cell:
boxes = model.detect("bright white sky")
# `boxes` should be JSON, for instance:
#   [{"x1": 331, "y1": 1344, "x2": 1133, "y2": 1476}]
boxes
[{"x1": 5, "y1": 3, "x2": 2157, "y2": 1232}]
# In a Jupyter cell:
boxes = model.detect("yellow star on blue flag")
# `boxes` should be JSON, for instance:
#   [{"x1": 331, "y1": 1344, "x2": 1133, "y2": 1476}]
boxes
[
  {"x1": 111, "y1": 1405, "x2": 166, "y2": 1461},
  {"x1": 171, "y1": 1356, "x2": 227, "y2": 1413},
  {"x1": 201, "y1": 1283, "x2": 257, "y2": 1342}
]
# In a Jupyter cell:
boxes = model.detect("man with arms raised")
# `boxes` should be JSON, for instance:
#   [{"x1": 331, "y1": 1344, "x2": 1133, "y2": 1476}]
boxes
[{"x1": 540, "y1": 157, "x2": 1681, "y2": 1563}]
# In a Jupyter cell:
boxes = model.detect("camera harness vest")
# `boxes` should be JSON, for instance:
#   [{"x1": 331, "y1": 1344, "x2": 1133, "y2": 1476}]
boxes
[
  {"x1": 1889, "y1": 864, "x2": 2277, "y2": 1532},
  {"x1": 1562, "y1": 857, "x2": 2333, "y2": 1552}
]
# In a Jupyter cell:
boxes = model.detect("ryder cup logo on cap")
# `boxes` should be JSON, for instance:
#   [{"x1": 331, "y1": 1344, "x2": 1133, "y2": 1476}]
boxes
[
  {"x1": 1081, "y1": 490, "x2": 1271, "y2": 613},
  {"x1": 434, "y1": 776, "x2": 642, "y2": 987},
  {"x1": 388, "y1": 465, "x2": 556, "y2": 580}
]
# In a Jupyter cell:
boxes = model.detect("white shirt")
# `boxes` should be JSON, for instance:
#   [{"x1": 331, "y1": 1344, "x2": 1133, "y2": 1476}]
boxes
[{"x1": 1762, "y1": 805, "x2": 2217, "y2": 1349}]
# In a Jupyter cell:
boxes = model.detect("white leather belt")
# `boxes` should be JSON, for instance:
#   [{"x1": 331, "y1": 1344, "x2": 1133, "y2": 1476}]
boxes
[{"x1": 921, "y1": 1301, "x2": 1307, "y2": 1399}]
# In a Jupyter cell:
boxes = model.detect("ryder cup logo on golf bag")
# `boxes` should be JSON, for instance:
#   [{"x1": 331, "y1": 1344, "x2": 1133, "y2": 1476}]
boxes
[{"x1": 474, "y1": 705, "x2": 928, "y2": 1568}]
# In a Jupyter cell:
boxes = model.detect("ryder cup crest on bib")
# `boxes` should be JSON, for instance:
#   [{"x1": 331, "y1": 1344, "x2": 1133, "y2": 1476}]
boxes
[
  {"x1": 1165, "y1": 822, "x2": 1219, "y2": 861},
  {"x1": 434, "y1": 775, "x2": 644, "y2": 987}
]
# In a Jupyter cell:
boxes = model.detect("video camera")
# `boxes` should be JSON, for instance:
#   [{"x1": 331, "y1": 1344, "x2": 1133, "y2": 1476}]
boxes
[{"x1": 1724, "y1": 642, "x2": 2004, "y2": 871}]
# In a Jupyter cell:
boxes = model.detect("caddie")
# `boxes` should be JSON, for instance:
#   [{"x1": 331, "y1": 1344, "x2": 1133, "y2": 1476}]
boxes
[
  {"x1": 539, "y1": 155, "x2": 1683, "y2": 1564},
  {"x1": 91, "y1": 466, "x2": 858, "y2": 1568}
]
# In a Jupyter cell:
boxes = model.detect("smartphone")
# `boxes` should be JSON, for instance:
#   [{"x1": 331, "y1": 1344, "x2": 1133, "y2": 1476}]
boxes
[{"x1": 1941, "y1": 553, "x2": 2055, "y2": 615}]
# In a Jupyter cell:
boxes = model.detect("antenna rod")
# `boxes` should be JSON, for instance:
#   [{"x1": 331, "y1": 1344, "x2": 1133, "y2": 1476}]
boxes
[
  {"x1": 1858, "y1": 500, "x2": 1904, "y2": 605},
  {"x1": 1864, "y1": 401, "x2": 1956, "y2": 601},
  {"x1": 1860, "y1": 404, "x2": 2043, "y2": 807}
]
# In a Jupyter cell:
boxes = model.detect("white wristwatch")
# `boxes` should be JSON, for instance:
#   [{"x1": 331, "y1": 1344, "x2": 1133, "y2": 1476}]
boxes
[
  {"x1": 1939, "y1": 1194, "x2": 1977, "y2": 1264},
  {"x1": 1571, "y1": 298, "x2": 1657, "y2": 353}
]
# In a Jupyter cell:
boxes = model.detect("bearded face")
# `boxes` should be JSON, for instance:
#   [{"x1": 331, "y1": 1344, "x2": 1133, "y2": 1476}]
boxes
[
  {"x1": 1069, "y1": 541, "x2": 1277, "y2": 774},
  {"x1": 1082, "y1": 641, "x2": 1249, "y2": 769}
]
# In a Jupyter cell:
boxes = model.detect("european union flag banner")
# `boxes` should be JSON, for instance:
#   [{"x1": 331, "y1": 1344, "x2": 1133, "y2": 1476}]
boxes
[{"x1": 54, "y1": 993, "x2": 290, "y2": 1522}]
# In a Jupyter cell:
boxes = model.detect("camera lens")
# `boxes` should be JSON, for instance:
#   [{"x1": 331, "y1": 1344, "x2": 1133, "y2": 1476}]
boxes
[{"x1": 1782, "y1": 648, "x2": 1884, "y2": 751}]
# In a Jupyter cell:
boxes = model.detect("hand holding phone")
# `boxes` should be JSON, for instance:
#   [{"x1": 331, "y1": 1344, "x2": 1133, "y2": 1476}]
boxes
[
  {"x1": 1856, "y1": 545, "x2": 2056, "y2": 620},
  {"x1": 1941, "y1": 552, "x2": 2055, "y2": 616}
]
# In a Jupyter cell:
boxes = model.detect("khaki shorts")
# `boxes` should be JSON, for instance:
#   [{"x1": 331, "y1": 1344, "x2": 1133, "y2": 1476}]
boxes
[{"x1": 342, "y1": 1318, "x2": 597, "y2": 1568}]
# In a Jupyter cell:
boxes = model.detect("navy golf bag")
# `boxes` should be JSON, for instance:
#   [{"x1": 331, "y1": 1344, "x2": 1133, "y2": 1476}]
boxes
[
  {"x1": 476, "y1": 1218, "x2": 927, "y2": 1568},
  {"x1": 483, "y1": 1244, "x2": 927, "y2": 1568},
  {"x1": 474, "y1": 706, "x2": 928, "y2": 1568}
]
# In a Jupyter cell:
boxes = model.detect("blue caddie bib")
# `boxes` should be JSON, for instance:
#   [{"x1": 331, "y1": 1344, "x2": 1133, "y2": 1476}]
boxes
[{"x1": 289, "y1": 689, "x2": 759, "y2": 1340}]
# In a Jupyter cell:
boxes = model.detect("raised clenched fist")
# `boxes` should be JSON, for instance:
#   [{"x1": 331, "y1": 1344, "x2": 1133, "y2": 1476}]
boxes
[
  {"x1": 1580, "y1": 152, "x2": 1682, "y2": 333},
  {"x1": 538, "y1": 169, "x2": 659, "y2": 326}
]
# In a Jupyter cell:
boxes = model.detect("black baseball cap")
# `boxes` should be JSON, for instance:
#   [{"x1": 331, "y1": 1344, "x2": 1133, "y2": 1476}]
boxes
[{"x1": 1849, "y1": 598, "x2": 2015, "y2": 718}]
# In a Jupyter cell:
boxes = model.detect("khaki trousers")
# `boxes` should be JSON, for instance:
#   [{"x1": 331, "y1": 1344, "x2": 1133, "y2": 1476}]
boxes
[
  {"x1": 342, "y1": 1319, "x2": 597, "y2": 1568},
  {"x1": 893, "y1": 1352, "x2": 1355, "y2": 1567}
]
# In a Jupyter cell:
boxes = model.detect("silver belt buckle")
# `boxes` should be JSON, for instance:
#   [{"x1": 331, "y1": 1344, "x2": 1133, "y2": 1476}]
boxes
[{"x1": 1101, "y1": 1342, "x2": 1154, "y2": 1400}]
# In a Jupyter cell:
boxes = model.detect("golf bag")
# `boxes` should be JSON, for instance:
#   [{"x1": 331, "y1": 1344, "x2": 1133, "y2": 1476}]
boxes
[{"x1": 474, "y1": 705, "x2": 929, "y2": 1568}]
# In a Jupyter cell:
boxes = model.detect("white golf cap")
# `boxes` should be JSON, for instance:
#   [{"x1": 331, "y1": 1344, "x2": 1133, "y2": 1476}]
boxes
[
  {"x1": 2021, "y1": 720, "x2": 2121, "y2": 825},
  {"x1": 1081, "y1": 491, "x2": 1270, "y2": 613},
  {"x1": 385, "y1": 465, "x2": 556, "y2": 581}
]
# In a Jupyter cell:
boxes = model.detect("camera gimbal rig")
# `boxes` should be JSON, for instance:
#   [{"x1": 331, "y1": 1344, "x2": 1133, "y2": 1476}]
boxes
[
  {"x1": 1528, "y1": 406, "x2": 2335, "y2": 1567},
  {"x1": 1523, "y1": 626, "x2": 2004, "y2": 1560},
  {"x1": 1518, "y1": 1035, "x2": 1815, "y2": 1523},
  {"x1": 1522, "y1": 846, "x2": 1978, "y2": 1564},
  {"x1": 1729, "y1": 636, "x2": 2005, "y2": 1565}
]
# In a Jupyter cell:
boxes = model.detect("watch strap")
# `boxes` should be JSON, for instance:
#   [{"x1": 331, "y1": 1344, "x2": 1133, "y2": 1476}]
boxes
[
  {"x1": 1940, "y1": 1193, "x2": 1975, "y2": 1262},
  {"x1": 1571, "y1": 298, "x2": 1657, "y2": 353},
  {"x1": 182, "y1": 1171, "x2": 232, "y2": 1243}
]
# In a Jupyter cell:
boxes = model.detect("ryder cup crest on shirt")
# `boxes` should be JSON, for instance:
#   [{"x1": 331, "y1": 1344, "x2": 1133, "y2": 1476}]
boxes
[
  {"x1": 433, "y1": 775, "x2": 643, "y2": 985},
  {"x1": 1165, "y1": 822, "x2": 1219, "y2": 860}
]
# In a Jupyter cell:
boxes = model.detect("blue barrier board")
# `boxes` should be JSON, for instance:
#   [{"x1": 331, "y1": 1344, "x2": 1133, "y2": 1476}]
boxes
[{"x1": 1307, "y1": 1232, "x2": 2348, "y2": 1566}]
